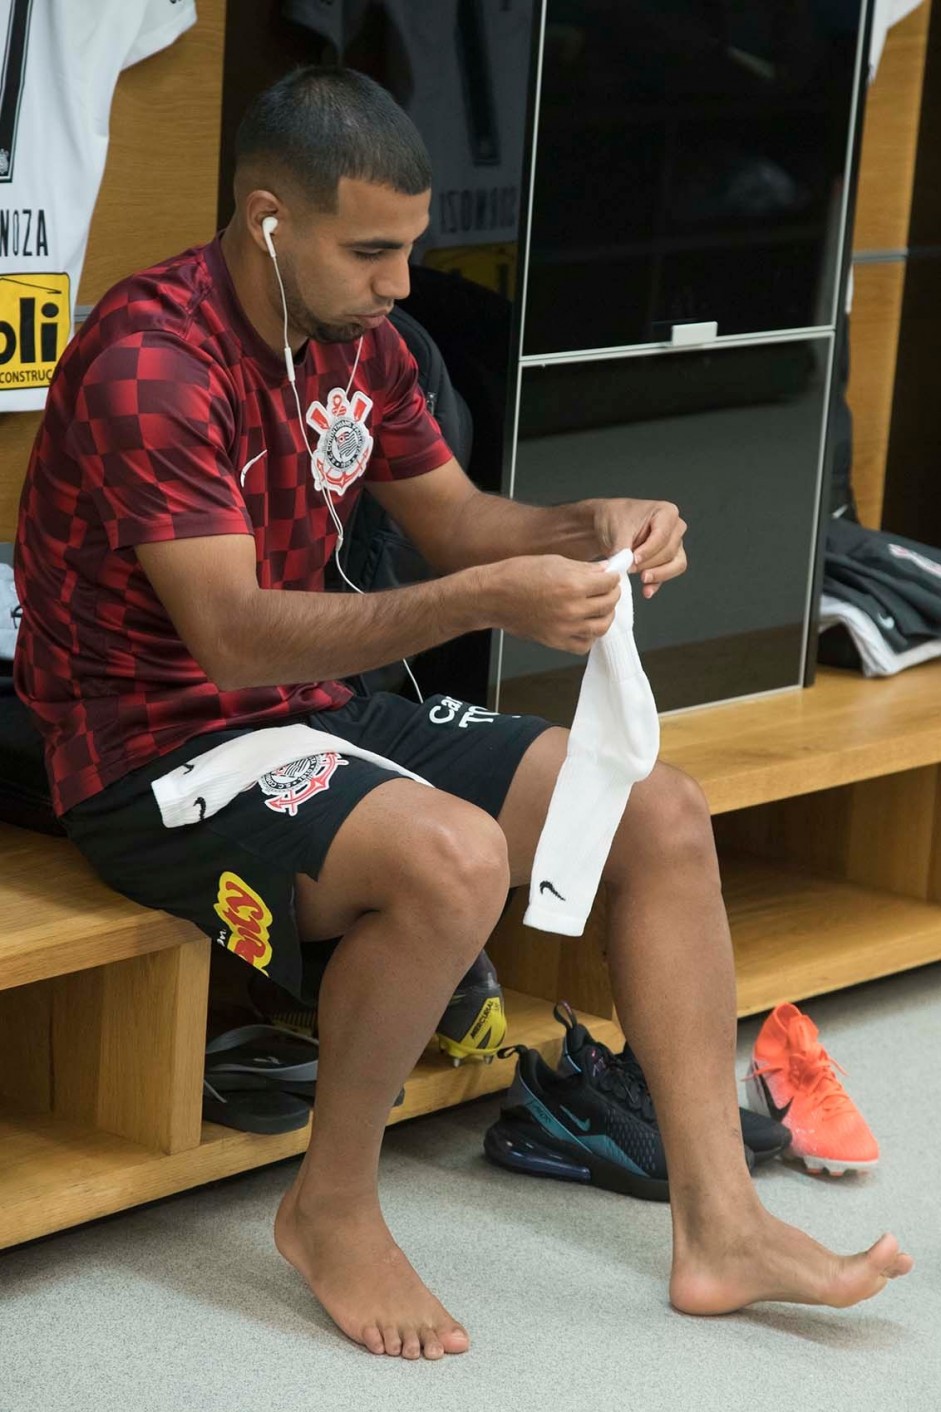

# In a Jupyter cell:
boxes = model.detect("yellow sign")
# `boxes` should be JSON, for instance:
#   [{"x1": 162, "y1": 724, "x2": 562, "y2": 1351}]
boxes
[
  {"x1": 0, "y1": 271, "x2": 70, "y2": 394},
  {"x1": 423, "y1": 243, "x2": 518, "y2": 300}
]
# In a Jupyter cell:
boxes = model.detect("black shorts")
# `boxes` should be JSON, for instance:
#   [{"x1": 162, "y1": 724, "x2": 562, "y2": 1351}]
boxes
[{"x1": 63, "y1": 692, "x2": 553, "y2": 997}]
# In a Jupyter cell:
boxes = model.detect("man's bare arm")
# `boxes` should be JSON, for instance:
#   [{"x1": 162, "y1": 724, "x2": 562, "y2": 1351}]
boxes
[
  {"x1": 367, "y1": 460, "x2": 602, "y2": 571},
  {"x1": 367, "y1": 460, "x2": 687, "y2": 597},
  {"x1": 135, "y1": 534, "x2": 621, "y2": 691}
]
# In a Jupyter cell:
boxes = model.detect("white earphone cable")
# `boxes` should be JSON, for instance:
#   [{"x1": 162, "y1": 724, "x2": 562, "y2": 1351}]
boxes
[{"x1": 266, "y1": 234, "x2": 423, "y2": 704}]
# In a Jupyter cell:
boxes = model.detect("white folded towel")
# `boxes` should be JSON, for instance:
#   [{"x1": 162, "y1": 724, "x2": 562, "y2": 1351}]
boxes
[{"x1": 152, "y1": 723, "x2": 432, "y2": 828}]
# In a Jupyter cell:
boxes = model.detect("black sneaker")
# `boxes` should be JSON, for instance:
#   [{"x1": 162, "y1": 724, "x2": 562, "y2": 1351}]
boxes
[
  {"x1": 737, "y1": 1105, "x2": 791, "y2": 1163},
  {"x1": 483, "y1": 1042, "x2": 671, "y2": 1201},
  {"x1": 555, "y1": 1002, "x2": 787, "y2": 1164}
]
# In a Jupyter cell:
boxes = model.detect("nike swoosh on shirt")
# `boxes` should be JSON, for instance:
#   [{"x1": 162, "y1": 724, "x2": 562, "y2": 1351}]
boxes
[
  {"x1": 875, "y1": 613, "x2": 895, "y2": 630},
  {"x1": 239, "y1": 450, "x2": 267, "y2": 486}
]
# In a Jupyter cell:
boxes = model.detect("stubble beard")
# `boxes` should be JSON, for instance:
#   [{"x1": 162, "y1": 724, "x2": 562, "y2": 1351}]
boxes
[{"x1": 282, "y1": 275, "x2": 362, "y2": 345}]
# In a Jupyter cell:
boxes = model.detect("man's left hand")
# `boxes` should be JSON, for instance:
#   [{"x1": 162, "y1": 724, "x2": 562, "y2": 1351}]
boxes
[{"x1": 594, "y1": 499, "x2": 687, "y2": 600}]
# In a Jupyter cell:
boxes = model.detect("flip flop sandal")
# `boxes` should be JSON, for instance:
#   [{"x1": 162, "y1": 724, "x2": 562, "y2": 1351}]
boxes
[
  {"x1": 208, "y1": 1069, "x2": 318, "y2": 1101},
  {"x1": 204, "y1": 1024, "x2": 319, "y2": 1085},
  {"x1": 205, "y1": 1070, "x2": 406, "y2": 1109},
  {"x1": 202, "y1": 1079, "x2": 311, "y2": 1135}
]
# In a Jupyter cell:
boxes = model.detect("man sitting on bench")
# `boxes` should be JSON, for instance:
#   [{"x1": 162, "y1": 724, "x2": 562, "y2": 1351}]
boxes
[{"x1": 14, "y1": 67, "x2": 912, "y2": 1362}]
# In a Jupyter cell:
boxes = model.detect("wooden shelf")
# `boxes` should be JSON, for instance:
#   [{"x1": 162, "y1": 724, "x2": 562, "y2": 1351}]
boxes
[
  {"x1": 659, "y1": 661, "x2": 941, "y2": 814},
  {"x1": 0, "y1": 823, "x2": 194, "y2": 990},
  {"x1": 725, "y1": 853, "x2": 941, "y2": 1016},
  {"x1": 0, "y1": 1095, "x2": 323, "y2": 1251},
  {"x1": 0, "y1": 991, "x2": 621, "y2": 1250}
]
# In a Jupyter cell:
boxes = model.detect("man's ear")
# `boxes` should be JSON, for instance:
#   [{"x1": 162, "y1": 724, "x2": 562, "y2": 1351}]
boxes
[{"x1": 244, "y1": 188, "x2": 285, "y2": 255}]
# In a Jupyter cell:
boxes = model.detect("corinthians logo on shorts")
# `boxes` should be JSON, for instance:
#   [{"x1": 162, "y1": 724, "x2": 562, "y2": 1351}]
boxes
[
  {"x1": 306, "y1": 386, "x2": 374, "y2": 495},
  {"x1": 258, "y1": 752, "x2": 348, "y2": 816}
]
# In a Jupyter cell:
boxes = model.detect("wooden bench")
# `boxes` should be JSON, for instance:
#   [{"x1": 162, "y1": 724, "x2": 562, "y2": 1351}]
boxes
[{"x1": 3, "y1": 659, "x2": 941, "y2": 1248}]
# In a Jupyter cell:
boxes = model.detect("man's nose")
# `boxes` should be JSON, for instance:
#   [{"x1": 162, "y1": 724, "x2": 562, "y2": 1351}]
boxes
[{"x1": 374, "y1": 252, "x2": 411, "y2": 303}]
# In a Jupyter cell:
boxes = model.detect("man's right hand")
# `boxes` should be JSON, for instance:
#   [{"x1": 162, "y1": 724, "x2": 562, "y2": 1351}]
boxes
[{"x1": 480, "y1": 555, "x2": 622, "y2": 655}]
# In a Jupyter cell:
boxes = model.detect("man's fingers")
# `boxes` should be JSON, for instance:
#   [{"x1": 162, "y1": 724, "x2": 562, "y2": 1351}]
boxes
[
  {"x1": 584, "y1": 565, "x2": 622, "y2": 597},
  {"x1": 631, "y1": 507, "x2": 673, "y2": 564},
  {"x1": 641, "y1": 548, "x2": 687, "y2": 583},
  {"x1": 569, "y1": 618, "x2": 615, "y2": 652},
  {"x1": 633, "y1": 508, "x2": 686, "y2": 568},
  {"x1": 584, "y1": 585, "x2": 621, "y2": 617},
  {"x1": 640, "y1": 547, "x2": 688, "y2": 595}
]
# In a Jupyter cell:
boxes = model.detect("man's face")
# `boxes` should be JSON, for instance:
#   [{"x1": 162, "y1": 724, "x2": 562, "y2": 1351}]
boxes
[{"x1": 276, "y1": 176, "x2": 430, "y2": 344}]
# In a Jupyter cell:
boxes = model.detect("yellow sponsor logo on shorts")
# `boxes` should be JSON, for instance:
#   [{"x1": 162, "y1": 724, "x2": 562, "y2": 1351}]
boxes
[{"x1": 214, "y1": 871, "x2": 273, "y2": 973}]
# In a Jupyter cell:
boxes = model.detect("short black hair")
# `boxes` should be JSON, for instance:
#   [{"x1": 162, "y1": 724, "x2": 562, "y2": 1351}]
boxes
[{"x1": 234, "y1": 66, "x2": 432, "y2": 211}]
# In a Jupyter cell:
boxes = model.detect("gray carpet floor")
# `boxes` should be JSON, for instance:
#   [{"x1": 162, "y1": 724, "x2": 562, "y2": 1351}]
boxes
[{"x1": 3, "y1": 964, "x2": 940, "y2": 1412}]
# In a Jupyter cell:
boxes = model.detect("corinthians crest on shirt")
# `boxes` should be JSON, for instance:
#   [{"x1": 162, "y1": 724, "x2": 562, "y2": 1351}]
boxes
[
  {"x1": 257, "y1": 753, "x2": 348, "y2": 816},
  {"x1": 306, "y1": 386, "x2": 374, "y2": 494}
]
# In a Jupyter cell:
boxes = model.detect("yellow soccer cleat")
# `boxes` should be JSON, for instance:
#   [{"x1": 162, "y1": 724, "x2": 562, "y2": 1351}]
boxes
[{"x1": 435, "y1": 950, "x2": 507, "y2": 1065}]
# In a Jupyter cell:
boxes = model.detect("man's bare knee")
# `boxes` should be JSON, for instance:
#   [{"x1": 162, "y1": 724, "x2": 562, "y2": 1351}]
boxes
[
  {"x1": 606, "y1": 763, "x2": 716, "y2": 883},
  {"x1": 295, "y1": 783, "x2": 509, "y2": 942},
  {"x1": 405, "y1": 805, "x2": 510, "y2": 924}
]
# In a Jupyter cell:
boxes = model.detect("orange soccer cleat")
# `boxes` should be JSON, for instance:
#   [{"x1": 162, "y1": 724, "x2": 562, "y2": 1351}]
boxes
[{"x1": 744, "y1": 1002, "x2": 879, "y2": 1176}]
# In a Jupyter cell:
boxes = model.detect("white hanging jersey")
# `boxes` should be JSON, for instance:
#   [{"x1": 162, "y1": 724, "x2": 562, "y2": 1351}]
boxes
[
  {"x1": 0, "y1": 0, "x2": 196, "y2": 411},
  {"x1": 285, "y1": 1, "x2": 534, "y2": 293},
  {"x1": 376, "y1": 0, "x2": 533, "y2": 257},
  {"x1": 870, "y1": 0, "x2": 925, "y2": 78}
]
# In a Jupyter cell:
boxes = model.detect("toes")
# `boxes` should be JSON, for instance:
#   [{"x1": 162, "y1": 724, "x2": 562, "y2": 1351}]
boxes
[
  {"x1": 362, "y1": 1324, "x2": 385, "y2": 1356},
  {"x1": 420, "y1": 1325, "x2": 445, "y2": 1360},
  {"x1": 441, "y1": 1323, "x2": 471, "y2": 1354},
  {"x1": 400, "y1": 1327, "x2": 422, "y2": 1361},
  {"x1": 381, "y1": 1324, "x2": 402, "y2": 1357},
  {"x1": 356, "y1": 1318, "x2": 469, "y2": 1359},
  {"x1": 867, "y1": 1233, "x2": 914, "y2": 1278},
  {"x1": 867, "y1": 1233, "x2": 900, "y2": 1268}
]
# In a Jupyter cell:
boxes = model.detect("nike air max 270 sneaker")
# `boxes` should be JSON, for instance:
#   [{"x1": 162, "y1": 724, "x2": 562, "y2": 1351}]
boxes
[
  {"x1": 554, "y1": 1002, "x2": 788, "y2": 1164},
  {"x1": 745, "y1": 1002, "x2": 879, "y2": 1177},
  {"x1": 484, "y1": 1041, "x2": 671, "y2": 1201}
]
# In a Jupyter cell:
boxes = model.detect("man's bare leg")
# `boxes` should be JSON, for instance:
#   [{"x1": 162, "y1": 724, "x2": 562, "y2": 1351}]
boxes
[
  {"x1": 498, "y1": 730, "x2": 914, "y2": 1313},
  {"x1": 274, "y1": 779, "x2": 510, "y2": 1359}
]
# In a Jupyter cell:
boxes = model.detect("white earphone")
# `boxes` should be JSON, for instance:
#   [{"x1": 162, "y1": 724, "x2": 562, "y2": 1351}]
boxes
[
  {"x1": 258, "y1": 211, "x2": 423, "y2": 702},
  {"x1": 261, "y1": 214, "x2": 278, "y2": 259}
]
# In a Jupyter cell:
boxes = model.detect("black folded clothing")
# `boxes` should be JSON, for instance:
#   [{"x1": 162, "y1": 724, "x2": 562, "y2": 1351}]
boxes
[{"x1": 822, "y1": 518, "x2": 941, "y2": 651}]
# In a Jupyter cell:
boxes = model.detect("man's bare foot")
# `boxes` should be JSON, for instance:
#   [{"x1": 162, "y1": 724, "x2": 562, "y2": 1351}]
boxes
[
  {"x1": 670, "y1": 1210, "x2": 914, "y2": 1315},
  {"x1": 274, "y1": 1186, "x2": 470, "y2": 1360}
]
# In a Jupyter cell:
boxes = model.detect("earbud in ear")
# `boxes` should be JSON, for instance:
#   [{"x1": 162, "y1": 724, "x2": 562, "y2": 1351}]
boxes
[{"x1": 261, "y1": 215, "x2": 278, "y2": 259}]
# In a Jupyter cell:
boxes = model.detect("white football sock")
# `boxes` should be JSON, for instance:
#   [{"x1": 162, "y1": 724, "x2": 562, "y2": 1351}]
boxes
[{"x1": 524, "y1": 548, "x2": 660, "y2": 935}]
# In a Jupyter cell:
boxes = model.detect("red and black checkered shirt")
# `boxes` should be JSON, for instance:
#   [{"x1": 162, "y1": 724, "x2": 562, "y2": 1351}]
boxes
[{"x1": 14, "y1": 236, "x2": 452, "y2": 815}]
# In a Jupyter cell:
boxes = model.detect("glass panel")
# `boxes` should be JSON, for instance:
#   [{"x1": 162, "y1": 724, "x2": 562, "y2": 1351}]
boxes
[
  {"x1": 496, "y1": 338, "x2": 832, "y2": 718},
  {"x1": 524, "y1": 1, "x2": 863, "y2": 355}
]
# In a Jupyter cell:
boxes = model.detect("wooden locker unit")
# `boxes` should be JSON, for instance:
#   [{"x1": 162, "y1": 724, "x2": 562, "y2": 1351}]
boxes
[{"x1": 2, "y1": 0, "x2": 940, "y2": 1250}]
